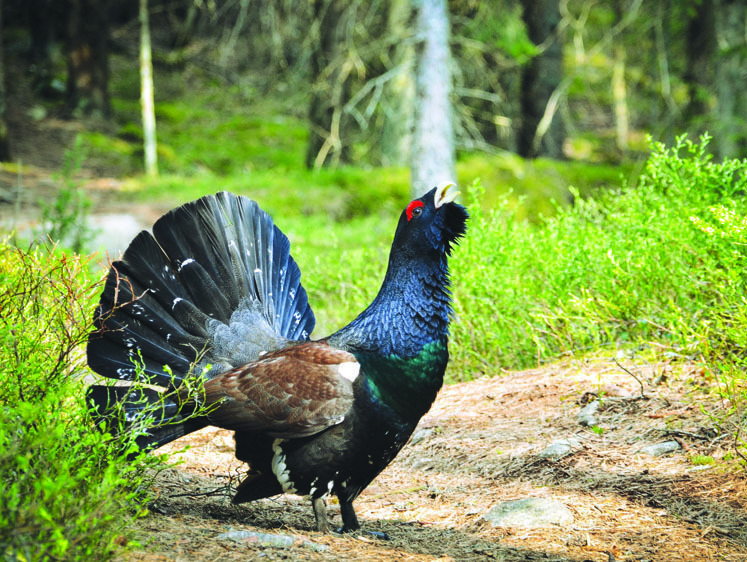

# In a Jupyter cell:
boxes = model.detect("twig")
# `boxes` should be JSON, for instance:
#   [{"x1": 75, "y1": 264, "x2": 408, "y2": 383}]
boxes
[
  {"x1": 532, "y1": 0, "x2": 646, "y2": 154},
  {"x1": 168, "y1": 485, "x2": 232, "y2": 499},
  {"x1": 659, "y1": 429, "x2": 716, "y2": 441},
  {"x1": 614, "y1": 359, "x2": 645, "y2": 397},
  {"x1": 734, "y1": 425, "x2": 747, "y2": 465}
]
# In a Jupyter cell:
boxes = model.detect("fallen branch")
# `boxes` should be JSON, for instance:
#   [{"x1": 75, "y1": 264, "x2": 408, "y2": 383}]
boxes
[{"x1": 614, "y1": 359, "x2": 646, "y2": 397}]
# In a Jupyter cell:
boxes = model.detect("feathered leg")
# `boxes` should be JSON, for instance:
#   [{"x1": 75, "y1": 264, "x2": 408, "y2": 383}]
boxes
[{"x1": 312, "y1": 497, "x2": 330, "y2": 533}]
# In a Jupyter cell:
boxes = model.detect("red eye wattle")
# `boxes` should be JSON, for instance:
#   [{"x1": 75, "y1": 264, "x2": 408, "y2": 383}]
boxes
[{"x1": 406, "y1": 200, "x2": 424, "y2": 221}]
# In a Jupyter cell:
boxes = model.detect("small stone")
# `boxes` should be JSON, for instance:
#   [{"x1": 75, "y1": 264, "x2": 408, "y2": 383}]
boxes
[
  {"x1": 411, "y1": 457, "x2": 434, "y2": 470},
  {"x1": 539, "y1": 438, "x2": 582, "y2": 461},
  {"x1": 409, "y1": 428, "x2": 434, "y2": 445},
  {"x1": 217, "y1": 529, "x2": 328, "y2": 552},
  {"x1": 639, "y1": 441, "x2": 680, "y2": 457},
  {"x1": 482, "y1": 498, "x2": 574, "y2": 528},
  {"x1": 602, "y1": 383, "x2": 631, "y2": 397},
  {"x1": 578, "y1": 400, "x2": 600, "y2": 427}
]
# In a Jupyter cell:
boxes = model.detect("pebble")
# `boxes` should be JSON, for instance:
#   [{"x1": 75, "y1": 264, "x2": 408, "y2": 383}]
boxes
[
  {"x1": 409, "y1": 428, "x2": 434, "y2": 445},
  {"x1": 577, "y1": 400, "x2": 600, "y2": 427},
  {"x1": 482, "y1": 497, "x2": 574, "y2": 528},
  {"x1": 217, "y1": 529, "x2": 328, "y2": 552},
  {"x1": 539, "y1": 438, "x2": 582, "y2": 461},
  {"x1": 639, "y1": 441, "x2": 680, "y2": 457},
  {"x1": 411, "y1": 457, "x2": 435, "y2": 470}
]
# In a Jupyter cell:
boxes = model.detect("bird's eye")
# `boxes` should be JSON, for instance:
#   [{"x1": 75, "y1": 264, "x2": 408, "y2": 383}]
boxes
[{"x1": 406, "y1": 200, "x2": 424, "y2": 221}]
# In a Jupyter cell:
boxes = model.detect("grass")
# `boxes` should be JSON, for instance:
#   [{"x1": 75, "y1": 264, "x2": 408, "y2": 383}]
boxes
[{"x1": 446, "y1": 136, "x2": 747, "y2": 459}]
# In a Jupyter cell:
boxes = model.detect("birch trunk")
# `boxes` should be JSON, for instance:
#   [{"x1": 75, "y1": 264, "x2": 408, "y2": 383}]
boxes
[
  {"x1": 409, "y1": 0, "x2": 455, "y2": 198},
  {"x1": 140, "y1": 0, "x2": 158, "y2": 177}
]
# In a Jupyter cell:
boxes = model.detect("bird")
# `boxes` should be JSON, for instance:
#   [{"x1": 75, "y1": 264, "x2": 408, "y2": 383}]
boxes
[{"x1": 86, "y1": 182, "x2": 468, "y2": 534}]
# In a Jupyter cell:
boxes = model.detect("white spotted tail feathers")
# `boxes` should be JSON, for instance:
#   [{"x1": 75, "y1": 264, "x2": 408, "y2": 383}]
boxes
[{"x1": 87, "y1": 191, "x2": 316, "y2": 390}]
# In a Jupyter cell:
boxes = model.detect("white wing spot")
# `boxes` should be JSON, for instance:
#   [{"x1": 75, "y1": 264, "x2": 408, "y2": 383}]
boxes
[{"x1": 337, "y1": 361, "x2": 360, "y2": 382}]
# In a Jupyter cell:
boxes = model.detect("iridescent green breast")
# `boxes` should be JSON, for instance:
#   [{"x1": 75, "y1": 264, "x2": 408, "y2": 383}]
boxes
[{"x1": 356, "y1": 339, "x2": 449, "y2": 423}]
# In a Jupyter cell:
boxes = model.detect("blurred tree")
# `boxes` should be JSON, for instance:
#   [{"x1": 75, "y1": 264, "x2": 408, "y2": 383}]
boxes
[
  {"x1": 140, "y1": 0, "x2": 157, "y2": 176},
  {"x1": 306, "y1": 0, "x2": 353, "y2": 169},
  {"x1": 713, "y1": 0, "x2": 747, "y2": 158},
  {"x1": 380, "y1": 0, "x2": 416, "y2": 167},
  {"x1": 0, "y1": 0, "x2": 9, "y2": 161},
  {"x1": 684, "y1": 0, "x2": 715, "y2": 129},
  {"x1": 612, "y1": 0, "x2": 629, "y2": 154},
  {"x1": 518, "y1": 0, "x2": 565, "y2": 158},
  {"x1": 410, "y1": 0, "x2": 456, "y2": 197},
  {"x1": 449, "y1": 1, "x2": 529, "y2": 154},
  {"x1": 65, "y1": 0, "x2": 110, "y2": 117},
  {"x1": 25, "y1": 0, "x2": 62, "y2": 97}
]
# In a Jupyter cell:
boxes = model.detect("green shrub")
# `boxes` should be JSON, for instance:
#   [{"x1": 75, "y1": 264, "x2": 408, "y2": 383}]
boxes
[
  {"x1": 0, "y1": 389, "x2": 148, "y2": 561},
  {"x1": 0, "y1": 242, "x2": 160, "y2": 560},
  {"x1": 450, "y1": 135, "x2": 747, "y2": 379}
]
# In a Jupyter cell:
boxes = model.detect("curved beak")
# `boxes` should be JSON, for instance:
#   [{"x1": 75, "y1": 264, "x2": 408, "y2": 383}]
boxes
[{"x1": 434, "y1": 181, "x2": 460, "y2": 209}]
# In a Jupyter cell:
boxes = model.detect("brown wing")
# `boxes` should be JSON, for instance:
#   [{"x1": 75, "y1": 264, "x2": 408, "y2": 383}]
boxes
[{"x1": 201, "y1": 342, "x2": 359, "y2": 438}]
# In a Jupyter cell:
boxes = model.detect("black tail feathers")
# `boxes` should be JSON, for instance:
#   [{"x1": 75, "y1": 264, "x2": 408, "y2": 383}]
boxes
[
  {"x1": 87, "y1": 192, "x2": 316, "y2": 449},
  {"x1": 87, "y1": 385, "x2": 207, "y2": 451}
]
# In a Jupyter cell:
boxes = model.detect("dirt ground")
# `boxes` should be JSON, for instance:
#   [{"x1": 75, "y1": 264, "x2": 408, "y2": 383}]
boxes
[{"x1": 115, "y1": 359, "x2": 747, "y2": 562}]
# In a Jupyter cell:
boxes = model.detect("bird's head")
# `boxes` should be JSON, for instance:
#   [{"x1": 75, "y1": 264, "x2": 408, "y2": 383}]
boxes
[{"x1": 392, "y1": 181, "x2": 469, "y2": 260}]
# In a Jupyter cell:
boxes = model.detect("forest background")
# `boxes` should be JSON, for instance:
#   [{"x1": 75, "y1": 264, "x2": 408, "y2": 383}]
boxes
[{"x1": 3, "y1": 1, "x2": 747, "y2": 560}]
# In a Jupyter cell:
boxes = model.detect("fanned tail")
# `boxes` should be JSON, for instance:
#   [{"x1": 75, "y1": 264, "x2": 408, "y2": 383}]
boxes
[
  {"x1": 87, "y1": 385, "x2": 208, "y2": 451},
  {"x1": 86, "y1": 191, "x2": 315, "y2": 448}
]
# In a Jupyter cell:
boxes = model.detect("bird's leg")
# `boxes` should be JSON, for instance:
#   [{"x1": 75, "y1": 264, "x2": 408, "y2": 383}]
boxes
[
  {"x1": 339, "y1": 499, "x2": 360, "y2": 532},
  {"x1": 340, "y1": 499, "x2": 389, "y2": 539},
  {"x1": 312, "y1": 497, "x2": 330, "y2": 533}
]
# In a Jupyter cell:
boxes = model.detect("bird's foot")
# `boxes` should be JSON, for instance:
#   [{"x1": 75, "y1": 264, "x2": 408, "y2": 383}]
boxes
[{"x1": 335, "y1": 527, "x2": 390, "y2": 540}]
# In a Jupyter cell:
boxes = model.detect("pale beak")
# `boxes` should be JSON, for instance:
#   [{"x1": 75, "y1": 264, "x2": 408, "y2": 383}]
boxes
[{"x1": 434, "y1": 181, "x2": 460, "y2": 208}]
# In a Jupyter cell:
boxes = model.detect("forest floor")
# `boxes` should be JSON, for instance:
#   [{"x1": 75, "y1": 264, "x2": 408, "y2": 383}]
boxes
[{"x1": 118, "y1": 358, "x2": 747, "y2": 562}]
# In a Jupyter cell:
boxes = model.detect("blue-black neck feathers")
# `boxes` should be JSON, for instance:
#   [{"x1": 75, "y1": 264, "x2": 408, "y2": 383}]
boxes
[
  {"x1": 327, "y1": 185, "x2": 468, "y2": 420},
  {"x1": 329, "y1": 186, "x2": 467, "y2": 357}
]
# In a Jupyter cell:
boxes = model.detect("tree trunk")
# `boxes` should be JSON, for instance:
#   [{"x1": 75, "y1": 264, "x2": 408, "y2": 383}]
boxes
[
  {"x1": 713, "y1": 0, "x2": 747, "y2": 158},
  {"x1": 612, "y1": 41, "x2": 628, "y2": 154},
  {"x1": 140, "y1": 0, "x2": 158, "y2": 177},
  {"x1": 26, "y1": 0, "x2": 61, "y2": 96},
  {"x1": 683, "y1": 0, "x2": 715, "y2": 127},
  {"x1": 306, "y1": 0, "x2": 352, "y2": 169},
  {"x1": 65, "y1": 0, "x2": 111, "y2": 117},
  {"x1": 612, "y1": 0, "x2": 629, "y2": 155},
  {"x1": 518, "y1": 0, "x2": 565, "y2": 158},
  {"x1": 0, "y1": 0, "x2": 10, "y2": 162},
  {"x1": 410, "y1": 0, "x2": 455, "y2": 198},
  {"x1": 380, "y1": 0, "x2": 416, "y2": 167}
]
